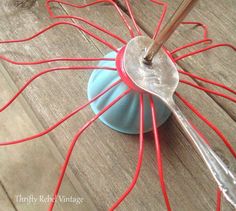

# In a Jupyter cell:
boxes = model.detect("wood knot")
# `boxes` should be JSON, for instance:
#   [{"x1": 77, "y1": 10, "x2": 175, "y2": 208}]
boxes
[{"x1": 14, "y1": 0, "x2": 37, "y2": 9}]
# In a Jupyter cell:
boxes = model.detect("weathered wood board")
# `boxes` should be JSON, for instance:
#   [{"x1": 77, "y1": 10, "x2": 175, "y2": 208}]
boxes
[
  {"x1": 0, "y1": 58, "x2": 96, "y2": 210},
  {"x1": 0, "y1": 0, "x2": 235, "y2": 210},
  {"x1": 118, "y1": 0, "x2": 236, "y2": 119}
]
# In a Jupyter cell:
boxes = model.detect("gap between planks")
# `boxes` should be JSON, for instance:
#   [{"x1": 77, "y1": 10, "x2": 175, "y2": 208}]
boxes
[
  {"x1": 115, "y1": 0, "x2": 236, "y2": 123},
  {"x1": 0, "y1": 47, "x2": 97, "y2": 210}
]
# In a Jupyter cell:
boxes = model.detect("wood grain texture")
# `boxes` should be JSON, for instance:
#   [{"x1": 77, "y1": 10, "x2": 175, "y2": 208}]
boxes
[
  {"x1": 0, "y1": 59, "x2": 96, "y2": 210},
  {"x1": 118, "y1": 0, "x2": 236, "y2": 119},
  {"x1": 0, "y1": 181, "x2": 16, "y2": 211},
  {"x1": 0, "y1": 0, "x2": 235, "y2": 210}
]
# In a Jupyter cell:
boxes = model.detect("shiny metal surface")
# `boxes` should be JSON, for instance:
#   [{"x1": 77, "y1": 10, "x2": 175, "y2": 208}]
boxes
[
  {"x1": 143, "y1": 0, "x2": 198, "y2": 64},
  {"x1": 124, "y1": 36, "x2": 236, "y2": 208}
]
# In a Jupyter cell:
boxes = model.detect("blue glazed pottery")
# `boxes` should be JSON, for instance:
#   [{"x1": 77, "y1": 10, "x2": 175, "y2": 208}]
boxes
[{"x1": 87, "y1": 51, "x2": 171, "y2": 134}]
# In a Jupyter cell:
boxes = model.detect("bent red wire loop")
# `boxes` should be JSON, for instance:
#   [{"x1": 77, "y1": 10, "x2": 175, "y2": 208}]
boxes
[{"x1": 46, "y1": 0, "x2": 135, "y2": 38}]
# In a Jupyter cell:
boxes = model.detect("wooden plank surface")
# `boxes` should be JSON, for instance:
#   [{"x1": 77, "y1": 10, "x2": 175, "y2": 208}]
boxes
[
  {"x1": 0, "y1": 58, "x2": 96, "y2": 210},
  {"x1": 117, "y1": 0, "x2": 236, "y2": 118},
  {"x1": 0, "y1": 0, "x2": 235, "y2": 210},
  {"x1": 0, "y1": 180, "x2": 16, "y2": 211}
]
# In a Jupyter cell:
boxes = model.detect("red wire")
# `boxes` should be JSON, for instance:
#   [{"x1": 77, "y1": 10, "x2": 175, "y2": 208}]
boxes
[
  {"x1": 0, "y1": 79, "x2": 122, "y2": 146},
  {"x1": 124, "y1": 0, "x2": 142, "y2": 36},
  {"x1": 167, "y1": 21, "x2": 210, "y2": 54},
  {"x1": 0, "y1": 21, "x2": 118, "y2": 52},
  {"x1": 48, "y1": 88, "x2": 131, "y2": 211},
  {"x1": 180, "y1": 79, "x2": 236, "y2": 104},
  {"x1": 178, "y1": 70, "x2": 236, "y2": 96},
  {"x1": 175, "y1": 92, "x2": 236, "y2": 158},
  {"x1": 0, "y1": 56, "x2": 115, "y2": 66},
  {"x1": 49, "y1": 14, "x2": 126, "y2": 45},
  {"x1": 216, "y1": 188, "x2": 222, "y2": 211},
  {"x1": 0, "y1": 66, "x2": 116, "y2": 113},
  {"x1": 45, "y1": 2, "x2": 126, "y2": 44},
  {"x1": 151, "y1": 0, "x2": 168, "y2": 39},
  {"x1": 109, "y1": 94, "x2": 145, "y2": 210},
  {"x1": 149, "y1": 95, "x2": 172, "y2": 211},
  {"x1": 171, "y1": 38, "x2": 212, "y2": 55},
  {"x1": 46, "y1": 0, "x2": 135, "y2": 38},
  {"x1": 174, "y1": 43, "x2": 236, "y2": 61},
  {"x1": 181, "y1": 21, "x2": 209, "y2": 40},
  {"x1": 46, "y1": 0, "x2": 112, "y2": 10},
  {"x1": 175, "y1": 93, "x2": 225, "y2": 211},
  {"x1": 0, "y1": 1, "x2": 232, "y2": 210}
]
